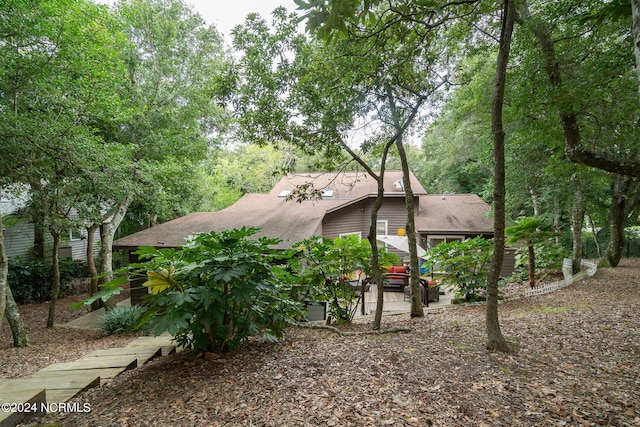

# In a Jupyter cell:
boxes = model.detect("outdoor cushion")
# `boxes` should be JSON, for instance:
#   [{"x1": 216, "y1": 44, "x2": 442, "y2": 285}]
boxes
[{"x1": 386, "y1": 265, "x2": 408, "y2": 279}]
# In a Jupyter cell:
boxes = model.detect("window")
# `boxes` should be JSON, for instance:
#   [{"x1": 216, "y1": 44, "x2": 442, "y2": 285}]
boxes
[
  {"x1": 69, "y1": 229, "x2": 84, "y2": 241},
  {"x1": 376, "y1": 220, "x2": 388, "y2": 237},
  {"x1": 339, "y1": 232, "x2": 361, "y2": 239},
  {"x1": 427, "y1": 236, "x2": 464, "y2": 249}
]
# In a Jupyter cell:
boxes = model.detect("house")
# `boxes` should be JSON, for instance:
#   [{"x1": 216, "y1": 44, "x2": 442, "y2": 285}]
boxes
[
  {"x1": 113, "y1": 170, "x2": 494, "y2": 253},
  {"x1": 0, "y1": 194, "x2": 100, "y2": 262},
  {"x1": 112, "y1": 171, "x2": 496, "y2": 302}
]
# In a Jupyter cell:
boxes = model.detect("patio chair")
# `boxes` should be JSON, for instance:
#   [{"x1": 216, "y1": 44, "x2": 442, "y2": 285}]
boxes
[{"x1": 403, "y1": 278, "x2": 440, "y2": 305}]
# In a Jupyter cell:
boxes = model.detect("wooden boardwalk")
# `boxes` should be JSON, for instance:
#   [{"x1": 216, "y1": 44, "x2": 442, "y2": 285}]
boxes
[
  {"x1": 1, "y1": 289, "x2": 451, "y2": 426},
  {"x1": 0, "y1": 334, "x2": 176, "y2": 427}
]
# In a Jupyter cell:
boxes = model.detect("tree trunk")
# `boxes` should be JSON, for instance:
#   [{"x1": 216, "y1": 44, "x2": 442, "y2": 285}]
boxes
[
  {"x1": 529, "y1": 187, "x2": 541, "y2": 217},
  {"x1": 396, "y1": 139, "x2": 423, "y2": 318},
  {"x1": 587, "y1": 213, "x2": 602, "y2": 258},
  {"x1": 601, "y1": 175, "x2": 630, "y2": 267},
  {"x1": 519, "y1": 0, "x2": 640, "y2": 178},
  {"x1": 0, "y1": 214, "x2": 7, "y2": 321},
  {"x1": 632, "y1": 0, "x2": 640, "y2": 102},
  {"x1": 99, "y1": 195, "x2": 133, "y2": 311},
  {"x1": 486, "y1": 0, "x2": 514, "y2": 353},
  {"x1": 5, "y1": 284, "x2": 30, "y2": 347},
  {"x1": 553, "y1": 195, "x2": 561, "y2": 245},
  {"x1": 1, "y1": 213, "x2": 29, "y2": 346},
  {"x1": 385, "y1": 84, "x2": 424, "y2": 318},
  {"x1": 572, "y1": 175, "x2": 584, "y2": 274},
  {"x1": 46, "y1": 230, "x2": 61, "y2": 327},
  {"x1": 527, "y1": 243, "x2": 536, "y2": 288},
  {"x1": 86, "y1": 224, "x2": 102, "y2": 311},
  {"x1": 30, "y1": 181, "x2": 46, "y2": 260},
  {"x1": 368, "y1": 143, "x2": 396, "y2": 330},
  {"x1": 370, "y1": 174, "x2": 387, "y2": 331},
  {"x1": 32, "y1": 211, "x2": 46, "y2": 260}
]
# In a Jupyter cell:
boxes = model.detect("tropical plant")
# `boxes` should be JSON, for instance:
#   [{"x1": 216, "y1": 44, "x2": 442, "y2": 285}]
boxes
[
  {"x1": 288, "y1": 235, "x2": 399, "y2": 323},
  {"x1": 512, "y1": 243, "x2": 567, "y2": 284},
  {"x1": 127, "y1": 228, "x2": 304, "y2": 354},
  {"x1": 506, "y1": 217, "x2": 558, "y2": 288},
  {"x1": 424, "y1": 237, "x2": 493, "y2": 302}
]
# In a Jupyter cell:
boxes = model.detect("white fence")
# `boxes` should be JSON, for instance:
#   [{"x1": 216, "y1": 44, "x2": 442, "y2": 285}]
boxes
[{"x1": 524, "y1": 259, "x2": 597, "y2": 298}]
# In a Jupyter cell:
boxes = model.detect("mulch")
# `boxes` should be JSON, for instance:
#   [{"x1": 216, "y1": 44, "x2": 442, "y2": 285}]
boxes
[{"x1": 11, "y1": 259, "x2": 640, "y2": 426}]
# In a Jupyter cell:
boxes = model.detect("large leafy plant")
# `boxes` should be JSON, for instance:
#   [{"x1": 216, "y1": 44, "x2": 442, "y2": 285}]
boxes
[
  {"x1": 288, "y1": 235, "x2": 398, "y2": 323},
  {"x1": 424, "y1": 237, "x2": 493, "y2": 302},
  {"x1": 84, "y1": 227, "x2": 305, "y2": 354}
]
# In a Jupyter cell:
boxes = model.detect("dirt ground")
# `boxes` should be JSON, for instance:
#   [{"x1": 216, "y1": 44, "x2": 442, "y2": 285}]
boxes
[{"x1": 4, "y1": 259, "x2": 640, "y2": 426}]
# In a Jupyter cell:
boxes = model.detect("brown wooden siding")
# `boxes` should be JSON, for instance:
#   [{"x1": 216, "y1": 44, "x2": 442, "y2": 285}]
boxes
[
  {"x1": 323, "y1": 197, "x2": 416, "y2": 239},
  {"x1": 500, "y1": 247, "x2": 517, "y2": 278},
  {"x1": 322, "y1": 196, "x2": 419, "y2": 262}
]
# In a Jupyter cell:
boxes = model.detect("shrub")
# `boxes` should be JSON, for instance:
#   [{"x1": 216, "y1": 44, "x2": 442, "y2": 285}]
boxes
[
  {"x1": 8, "y1": 258, "x2": 53, "y2": 304},
  {"x1": 132, "y1": 227, "x2": 305, "y2": 353},
  {"x1": 287, "y1": 235, "x2": 399, "y2": 323},
  {"x1": 423, "y1": 237, "x2": 493, "y2": 302},
  {"x1": 8, "y1": 258, "x2": 89, "y2": 304},
  {"x1": 99, "y1": 305, "x2": 148, "y2": 335}
]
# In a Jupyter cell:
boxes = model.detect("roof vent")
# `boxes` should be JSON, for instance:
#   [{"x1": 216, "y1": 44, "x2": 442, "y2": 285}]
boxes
[
  {"x1": 278, "y1": 190, "x2": 292, "y2": 198},
  {"x1": 322, "y1": 190, "x2": 334, "y2": 199}
]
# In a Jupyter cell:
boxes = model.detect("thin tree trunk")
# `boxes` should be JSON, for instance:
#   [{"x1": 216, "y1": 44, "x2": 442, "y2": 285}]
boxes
[
  {"x1": 553, "y1": 195, "x2": 561, "y2": 245},
  {"x1": 370, "y1": 176, "x2": 387, "y2": 330},
  {"x1": 30, "y1": 181, "x2": 46, "y2": 260},
  {"x1": 370, "y1": 145, "x2": 395, "y2": 330},
  {"x1": 572, "y1": 175, "x2": 584, "y2": 274},
  {"x1": 529, "y1": 187, "x2": 541, "y2": 217},
  {"x1": 386, "y1": 84, "x2": 424, "y2": 318},
  {"x1": 396, "y1": 138, "x2": 423, "y2": 318},
  {"x1": 631, "y1": 0, "x2": 640, "y2": 102},
  {"x1": 46, "y1": 230, "x2": 60, "y2": 327},
  {"x1": 587, "y1": 213, "x2": 602, "y2": 258},
  {"x1": 86, "y1": 224, "x2": 101, "y2": 311},
  {"x1": 486, "y1": 0, "x2": 514, "y2": 353},
  {"x1": 527, "y1": 243, "x2": 536, "y2": 288},
  {"x1": 32, "y1": 211, "x2": 45, "y2": 260},
  {"x1": 0, "y1": 214, "x2": 7, "y2": 321},
  {"x1": 100, "y1": 195, "x2": 133, "y2": 311},
  {"x1": 601, "y1": 175, "x2": 629, "y2": 267},
  {"x1": 5, "y1": 285, "x2": 29, "y2": 347}
]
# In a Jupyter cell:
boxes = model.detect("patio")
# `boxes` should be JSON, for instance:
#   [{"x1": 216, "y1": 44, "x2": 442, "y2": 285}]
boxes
[{"x1": 354, "y1": 284, "x2": 453, "y2": 318}]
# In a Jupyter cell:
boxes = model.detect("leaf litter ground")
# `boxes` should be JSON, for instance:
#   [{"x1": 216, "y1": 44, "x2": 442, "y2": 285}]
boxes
[{"x1": 10, "y1": 259, "x2": 640, "y2": 426}]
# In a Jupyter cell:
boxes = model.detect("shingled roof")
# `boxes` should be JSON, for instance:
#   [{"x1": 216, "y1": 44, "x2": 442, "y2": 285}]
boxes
[
  {"x1": 416, "y1": 194, "x2": 493, "y2": 234},
  {"x1": 270, "y1": 171, "x2": 427, "y2": 199},
  {"x1": 112, "y1": 171, "x2": 492, "y2": 251},
  {"x1": 113, "y1": 194, "x2": 345, "y2": 251}
]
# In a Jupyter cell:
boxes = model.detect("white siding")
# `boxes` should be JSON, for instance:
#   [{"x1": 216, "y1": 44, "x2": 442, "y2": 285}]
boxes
[
  {"x1": 3, "y1": 222, "x2": 101, "y2": 261},
  {"x1": 4, "y1": 222, "x2": 34, "y2": 259}
]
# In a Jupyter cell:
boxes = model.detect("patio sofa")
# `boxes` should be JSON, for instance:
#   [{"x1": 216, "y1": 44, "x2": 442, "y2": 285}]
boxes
[{"x1": 381, "y1": 266, "x2": 410, "y2": 291}]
